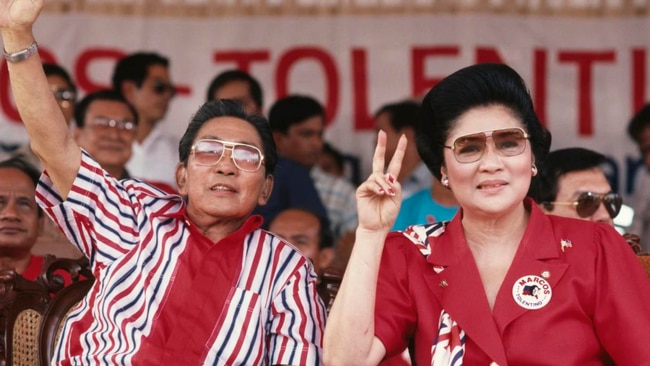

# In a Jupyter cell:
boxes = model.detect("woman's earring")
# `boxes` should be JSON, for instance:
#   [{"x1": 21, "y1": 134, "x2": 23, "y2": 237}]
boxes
[
  {"x1": 441, "y1": 176, "x2": 449, "y2": 188},
  {"x1": 532, "y1": 164, "x2": 538, "y2": 176}
]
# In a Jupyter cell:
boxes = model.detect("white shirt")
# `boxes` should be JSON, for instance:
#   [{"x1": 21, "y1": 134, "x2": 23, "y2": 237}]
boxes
[{"x1": 126, "y1": 126, "x2": 178, "y2": 187}]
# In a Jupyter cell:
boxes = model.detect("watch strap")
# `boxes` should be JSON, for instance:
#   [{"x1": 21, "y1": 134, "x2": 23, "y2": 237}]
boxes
[{"x1": 3, "y1": 42, "x2": 39, "y2": 63}]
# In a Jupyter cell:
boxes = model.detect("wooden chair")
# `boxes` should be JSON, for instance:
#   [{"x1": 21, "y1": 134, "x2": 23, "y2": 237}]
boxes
[
  {"x1": 0, "y1": 270, "x2": 50, "y2": 366},
  {"x1": 36, "y1": 256, "x2": 94, "y2": 365},
  {"x1": 38, "y1": 279, "x2": 93, "y2": 365},
  {"x1": 638, "y1": 255, "x2": 650, "y2": 280},
  {"x1": 623, "y1": 233, "x2": 650, "y2": 280},
  {"x1": 317, "y1": 266, "x2": 343, "y2": 314},
  {"x1": 0, "y1": 256, "x2": 93, "y2": 366}
]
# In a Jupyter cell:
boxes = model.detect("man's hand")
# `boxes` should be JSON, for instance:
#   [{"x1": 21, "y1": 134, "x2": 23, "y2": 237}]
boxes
[{"x1": 0, "y1": 0, "x2": 43, "y2": 36}]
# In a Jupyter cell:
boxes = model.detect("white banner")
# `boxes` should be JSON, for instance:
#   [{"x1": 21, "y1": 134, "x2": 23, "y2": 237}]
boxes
[{"x1": 1, "y1": 13, "x2": 649, "y2": 199}]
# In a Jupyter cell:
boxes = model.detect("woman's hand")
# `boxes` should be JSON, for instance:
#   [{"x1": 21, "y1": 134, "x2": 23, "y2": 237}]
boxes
[
  {"x1": 356, "y1": 130, "x2": 407, "y2": 233},
  {"x1": 0, "y1": 0, "x2": 43, "y2": 34}
]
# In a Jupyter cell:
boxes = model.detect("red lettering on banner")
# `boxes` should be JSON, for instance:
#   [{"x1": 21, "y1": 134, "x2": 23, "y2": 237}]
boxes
[
  {"x1": 1, "y1": 62, "x2": 20, "y2": 123},
  {"x1": 214, "y1": 50, "x2": 270, "y2": 73},
  {"x1": 351, "y1": 48, "x2": 373, "y2": 131},
  {"x1": 76, "y1": 48, "x2": 125, "y2": 93},
  {"x1": 1, "y1": 47, "x2": 58, "y2": 124},
  {"x1": 534, "y1": 49, "x2": 548, "y2": 127},
  {"x1": 275, "y1": 47, "x2": 339, "y2": 124},
  {"x1": 558, "y1": 50, "x2": 616, "y2": 136},
  {"x1": 633, "y1": 48, "x2": 646, "y2": 114},
  {"x1": 475, "y1": 47, "x2": 504, "y2": 64},
  {"x1": 411, "y1": 46, "x2": 459, "y2": 97}
]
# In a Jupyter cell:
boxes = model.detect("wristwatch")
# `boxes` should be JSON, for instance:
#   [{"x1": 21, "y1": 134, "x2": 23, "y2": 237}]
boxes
[{"x1": 3, "y1": 42, "x2": 38, "y2": 63}]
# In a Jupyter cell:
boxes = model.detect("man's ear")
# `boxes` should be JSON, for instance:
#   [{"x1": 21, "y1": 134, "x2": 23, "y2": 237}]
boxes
[
  {"x1": 175, "y1": 163, "x2": 188, "y2": 195},
  {"x1": 121, "y1": 81, "x2": 138, "y2": 104},
  {"x1": 258, "y1": 175, "x2": 274, "y2": 206}
]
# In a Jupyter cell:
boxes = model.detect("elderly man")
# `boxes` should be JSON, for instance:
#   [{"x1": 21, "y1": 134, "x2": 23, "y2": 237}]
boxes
[{"x1": 0, "y1": 2, "x2": 325, "y2": 365}]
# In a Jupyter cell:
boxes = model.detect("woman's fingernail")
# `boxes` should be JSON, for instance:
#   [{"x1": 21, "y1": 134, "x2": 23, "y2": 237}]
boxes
[
  {"x1": 388, "y1": 188, "x2": 395, "y2": 196},
  {"x1": 386, "y1": 174, "x2": 395, "y2": 183},
  {"x1": 378, "y1": 188, "x2": 385, "y2": 194}
]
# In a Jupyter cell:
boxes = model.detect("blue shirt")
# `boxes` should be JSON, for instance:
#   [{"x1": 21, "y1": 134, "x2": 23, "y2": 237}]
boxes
[
  {"x1": 253, "y1": 157, "x2": 328, "y2": 227},
  {"x1": 392, "y1": 188, "x2": 459, "y2": 231}
]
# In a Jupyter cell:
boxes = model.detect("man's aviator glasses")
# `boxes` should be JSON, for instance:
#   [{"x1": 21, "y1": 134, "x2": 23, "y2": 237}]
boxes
[
  {"x1": 543, "y1": 191, "x2": 622, "y2": 219},
  {"x1": 190, "y1": 139, "x2": 265, "y2": 172},
  {"x1": 444, "y1": 127, "x2": 530, "y2": 164}
]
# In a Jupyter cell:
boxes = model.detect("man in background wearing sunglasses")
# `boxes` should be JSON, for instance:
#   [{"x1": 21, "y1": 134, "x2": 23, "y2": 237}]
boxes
[
  {"x1": 531, "y1": 147, "x2": 622, "y2": 226},
  {"x1": 112, "y1": 52, "x2": 178, "y2": 188}
]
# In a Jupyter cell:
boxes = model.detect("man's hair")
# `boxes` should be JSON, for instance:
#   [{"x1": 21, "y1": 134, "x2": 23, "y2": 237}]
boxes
[
  {"x1": 268, "y1": 95, "x2": 324, "y2": 134},
  {"x1": 627, "y1": 103, "x2": 650, "y2": 142},
  {"x1": 529, "y1": 147, "x2": 606, "y2": 209},
  {"x1": 205, "y1": 69, "x2": 263, "y2": 110},
  {"x1": 111, "y1": 52, "x2": 170, "y2": 92},
  {"x1": 74, "y1": 90, "x2": 139, "y2": 128},
  {"x1": 0, "y1": 155, "x2": 43, "y2": 216},
  {"x1": 43, "y1": 63, "x2": 77, "y2": 95},
  {"x1": 374, "y1": 100, "x2": 421, "y2": 132}
]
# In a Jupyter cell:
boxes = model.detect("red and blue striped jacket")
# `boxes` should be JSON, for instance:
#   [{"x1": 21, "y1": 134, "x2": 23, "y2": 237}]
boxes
[{"x1": 36, "y1": 152, "x2": 325, "y2": 365}]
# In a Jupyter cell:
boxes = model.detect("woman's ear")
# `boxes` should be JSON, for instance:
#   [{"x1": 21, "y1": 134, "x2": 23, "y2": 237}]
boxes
[
  {"x1": 440, "y1": 166, "x2": 448, "y2": 178},
  {"x1": 175, "y1": 163, "x2": 188, "y2": 195}
]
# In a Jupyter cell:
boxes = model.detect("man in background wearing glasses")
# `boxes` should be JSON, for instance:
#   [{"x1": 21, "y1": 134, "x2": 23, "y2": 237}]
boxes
[
  {"x1": 73, "y1": 89, "x2": 177, "y2": 194},
  {"x1": 112, "y1": 52, "x2": 178, "y2": 188},
  {"x1": 530, "y1": 147, "x2": 622, "y2": 226}
]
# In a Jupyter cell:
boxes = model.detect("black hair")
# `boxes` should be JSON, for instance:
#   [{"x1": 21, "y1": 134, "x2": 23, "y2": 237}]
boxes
[
  {"x1": 0, "y1": 155, "x2": 43, "y2": 216},
  {"x1": 43, "y1": 63, "x2": 77, "y2": 95},
  {"x1": 205, "y1": 69, "x2": 263, "y2": 110},
  {"x1": 528, "y1": 147, "x2": 606, "y2": 210},
  {"x1": 178, "y1": 100, "x2": 277, "y2": 176},
  {"x1": 627, "y1": 103, "x2": 650, "y2": 142},
  {"x1": 74, "y1": 90, "x2": 139, "y2": 128},
  {"x1": 374, "y1": 100, "x2": 421, "y2": 131},
  {"x1": 321, "y1": 142, "x2": 345, "y2": 174},
  {"x1": 417, "y1": 63, "x2": 551, "y2": 183},
  {"x1": 268, "y1": 95, "x2": 325, "y2": 133},
  {"x1": 111, "y1": 52, "x2": 170, "y2": 92}
]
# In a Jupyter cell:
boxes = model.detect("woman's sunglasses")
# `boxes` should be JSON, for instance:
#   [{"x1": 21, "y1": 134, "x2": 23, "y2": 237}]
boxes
[
  {"x1": 543, "y1": 191, "x2": 622, "y2": 219},
  {"x1": 444, "y1": 127, "x2": 529, "y2": 163}
]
